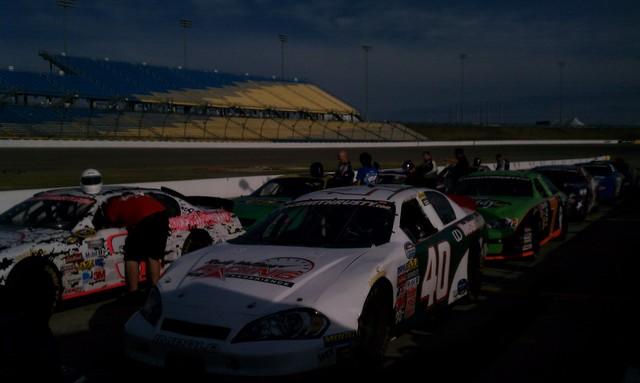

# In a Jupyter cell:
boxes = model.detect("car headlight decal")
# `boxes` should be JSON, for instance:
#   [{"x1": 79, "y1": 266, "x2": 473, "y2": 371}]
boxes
[{"x1": 231, "y1": 308, "x2": 330, "y2": 343}]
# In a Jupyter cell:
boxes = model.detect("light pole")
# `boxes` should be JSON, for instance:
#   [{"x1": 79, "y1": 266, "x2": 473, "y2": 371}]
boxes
[
  {"x1": 180, "y1": 18, "x2": 193, "y2": 68},
  {"x1": 56, "y1": 0, "x2": 74, "y2": 54},
  {"x1": 362, "y1": 45, "x2": 372, "y2": 121},
  {"x1": 278, "y1": 34, "x2": 288, "y2": 80},
  {"x1": 459, "y1": 53, "x2": 467, "y2": 125},
  {"x1": 558, "y1": 61, "x2": 566, "y2": 124}
]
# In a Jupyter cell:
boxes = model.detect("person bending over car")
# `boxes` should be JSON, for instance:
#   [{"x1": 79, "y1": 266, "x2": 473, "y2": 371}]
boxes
[{"x1": 104, "y1": 193, "x2": 169, "y2": 293}]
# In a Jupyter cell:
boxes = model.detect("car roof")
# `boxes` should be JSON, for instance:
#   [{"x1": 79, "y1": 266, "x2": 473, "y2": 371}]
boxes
[
  {"x1": 534, "y1": 165, "x2": 580, "y2": 172},
  {"x1": 464, "y1": 170, "x2": 537, "y2": 180},
  {"x1": 297, "y1": 184, "x2": 428, "y2": 203},
  {"x1": 34, "y1": 186, "x2": 163, "y2": 199}
]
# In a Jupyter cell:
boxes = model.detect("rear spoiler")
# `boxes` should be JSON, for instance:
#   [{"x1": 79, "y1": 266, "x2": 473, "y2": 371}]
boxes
[{"x1": 161, "y1": 187, "x2": 234, "y2": 212}]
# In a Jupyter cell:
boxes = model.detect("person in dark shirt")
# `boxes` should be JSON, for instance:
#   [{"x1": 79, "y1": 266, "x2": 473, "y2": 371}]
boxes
[
  {"x1": 415, "y1": 151, "x2": 438, "y2": 187},
  {"x1": 495, "y1": 153, "x2": 510, "y2": 170},
  {"x1": 402, "y1": 160, "x2": 422, "y2": 186},
  {"x1": 330, "y1": 149, "x2": 355, "y2": 187},
  {"x1": 104, "y1": 193, "x2": 169, "y2": 293},
  {"x1": 451, "y1": 147, "x2": 471, "y2": 182}
]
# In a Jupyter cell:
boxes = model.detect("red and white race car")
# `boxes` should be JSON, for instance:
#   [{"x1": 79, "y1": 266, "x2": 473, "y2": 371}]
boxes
[{"x1": 0, "y1": 186, "x2": 243, "y2": 313}]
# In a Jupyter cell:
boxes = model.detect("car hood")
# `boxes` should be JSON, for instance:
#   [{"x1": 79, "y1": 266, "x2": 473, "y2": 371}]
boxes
[
  {"x1": 470, "y1": 195, "x2": 537, "y2": 220},
  {"x1": 0, "y1": 225, "x2": 70, "y2": 254},
  {"x1": 159, "y1": 243, "x2": 369, "y2": 320}
]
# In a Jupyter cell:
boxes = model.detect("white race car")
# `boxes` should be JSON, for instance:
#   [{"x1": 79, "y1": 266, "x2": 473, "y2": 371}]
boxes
[
  {"x1": 0, "y1": 187, "x2": 243, "y2": 314},
  {"x1": 125, "y1": 185, "x2": 487, "y2": 376}
]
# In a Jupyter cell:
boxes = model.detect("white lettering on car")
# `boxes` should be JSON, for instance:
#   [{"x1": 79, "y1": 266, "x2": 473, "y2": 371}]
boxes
[{"x1": 420, "y1": 241, "x2": 451, "y2": 307}]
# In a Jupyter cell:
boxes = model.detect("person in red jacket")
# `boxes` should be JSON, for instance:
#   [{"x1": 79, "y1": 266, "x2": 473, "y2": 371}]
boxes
[{"x1": 104, "y1": 193, "x2": 169, "y2": 293}]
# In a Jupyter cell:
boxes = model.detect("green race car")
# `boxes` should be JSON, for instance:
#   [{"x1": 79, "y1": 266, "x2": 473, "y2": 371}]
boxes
[
  {"x1": 233, "y1": 176, "x2": 328, "y2": 227},
  {"x1": 452, "y1": 171, "x2": 567, "y2": 260}
]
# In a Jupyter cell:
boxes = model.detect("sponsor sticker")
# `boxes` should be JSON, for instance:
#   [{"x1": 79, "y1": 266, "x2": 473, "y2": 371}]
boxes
[
  {"x1": 188, "y1": 257, "x2": 314, "y2": 288},
  {"x1": 456, "y1": 279, "x2": 468, "y2": 297},
  {"x1": 404, "y1": 242, "x2": 416, "y2": 259},
  {"x1": 153, "y1": 334, "x2": 217, "y2": 353}
]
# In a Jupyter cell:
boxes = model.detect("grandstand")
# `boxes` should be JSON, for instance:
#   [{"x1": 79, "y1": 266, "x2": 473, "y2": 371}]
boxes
[{"x1": 0, "y1": 52, "x2": 424, "y2": 141}]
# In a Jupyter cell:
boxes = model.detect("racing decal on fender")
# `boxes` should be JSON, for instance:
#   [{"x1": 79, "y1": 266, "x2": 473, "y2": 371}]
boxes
[
  {"x1": 188, "y1": 257, "x2": 314, "y2": 287},
  {"x1": 169, "y1": 211, "x2": 233, "y2": 231},
  {"x1": 395, "y1": 258, "x2": 419, "y2": 323},
  {"x1": 420, "y1": 241, "x2": 451, "y2": 308}
]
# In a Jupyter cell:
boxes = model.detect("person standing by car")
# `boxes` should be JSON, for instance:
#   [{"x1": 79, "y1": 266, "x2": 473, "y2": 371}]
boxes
[
  {"x1": 356, "y1": 152, "x2": 379, "y2": 186},
  {"x1": 451, "y1": 148, "x2": 471, "y2": 181},
  {"x1": 416, "y1": 151, "x2": 437, "y2": 176},
  {"x1": 496, "y1": 153, "x2": 510, "y2": 170},
  {"x1": 330, "y1": 149, "x2": 355, "y2": 187},
  {"x1": 104, "y1": 193, "x2": 169, "y2": 294}
]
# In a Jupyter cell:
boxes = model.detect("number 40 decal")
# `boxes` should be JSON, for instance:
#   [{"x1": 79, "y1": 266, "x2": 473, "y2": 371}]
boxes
[{"x1": 420, "y1": 241, "x2": 451, "y2": 307}]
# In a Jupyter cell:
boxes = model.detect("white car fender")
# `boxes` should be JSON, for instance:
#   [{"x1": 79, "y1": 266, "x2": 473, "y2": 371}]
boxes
[{"x1": 313, "y1": 242, "x2": 403, "y2": 332}]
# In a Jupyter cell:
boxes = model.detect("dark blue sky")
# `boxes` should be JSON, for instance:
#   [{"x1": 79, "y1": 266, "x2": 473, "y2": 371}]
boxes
[{"x1": 2, "y1": 0, "x2": 639, "y2": 124}]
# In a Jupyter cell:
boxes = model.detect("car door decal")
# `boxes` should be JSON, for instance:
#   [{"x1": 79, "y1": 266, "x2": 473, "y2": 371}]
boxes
[{"x1": 420, "y1": 241, "x2": 451, "y2": 308}]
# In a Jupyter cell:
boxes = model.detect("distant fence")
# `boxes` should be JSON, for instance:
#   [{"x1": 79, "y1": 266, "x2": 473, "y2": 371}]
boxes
[
  {"x1": 0, "y1": 138, "x2": 621, "y2": 149},
  {"x1": 0, "y1": 155, "x2": 609, "y2": 213}
]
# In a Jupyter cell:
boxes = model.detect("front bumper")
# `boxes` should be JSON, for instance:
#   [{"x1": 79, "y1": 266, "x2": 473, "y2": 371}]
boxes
[{"x1": 125, "y1": 312, "x2": 336, "y2": 377}]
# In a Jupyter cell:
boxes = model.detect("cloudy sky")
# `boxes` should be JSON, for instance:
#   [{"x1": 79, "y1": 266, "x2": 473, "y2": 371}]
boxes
[{"x1": 1, "y1": 0, "x2": 639, "y2": 124}]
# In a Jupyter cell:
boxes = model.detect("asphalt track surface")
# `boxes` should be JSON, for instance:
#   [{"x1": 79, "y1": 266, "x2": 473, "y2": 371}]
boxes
[
  {"x1": 0, "y1": 144, "x2": 638, "y2": 190},
  {"x1": 0, "y1": 190, "x2": 633, "y2": 383}
]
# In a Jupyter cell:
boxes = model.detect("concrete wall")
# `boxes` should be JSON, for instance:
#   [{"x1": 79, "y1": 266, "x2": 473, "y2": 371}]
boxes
[{"x1": 0, "y1": 155, "x2": 608, "y2": 213}]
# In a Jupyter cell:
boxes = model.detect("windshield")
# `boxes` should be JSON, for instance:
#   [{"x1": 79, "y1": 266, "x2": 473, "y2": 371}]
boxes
[
  {"x1": 0, "y1": 194, "x2": 95, "y2": 230},
  {"x1": 454, "y1": 177, "x2": 533, "y2": 197},
  {"x1": 538, "y1": 171, "x2": 584, "y2": 186},
  {"x1": 582, "y1": 165, "x2": 612, "y2": 177},
  {"x1": 230, "y1": 199, "x2": 395, "y2": 248},
  {"x1": 251, "y1": 178, "x2": 324, "y2": 198}
]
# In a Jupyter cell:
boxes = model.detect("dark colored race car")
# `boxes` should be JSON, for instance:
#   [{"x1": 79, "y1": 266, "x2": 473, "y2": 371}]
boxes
[
  {"x1": 452, "y1": 171, "x2": 568, "y2": 260},
  {"x1": 233, "y1": 176, "x2": 327, "y2": 227},
  {"x1": 577, "y1": 161, "x2": 624, "y2": 202},
  {"x1": 532, "y1": 165, "x2": 598, "y2": 220}
]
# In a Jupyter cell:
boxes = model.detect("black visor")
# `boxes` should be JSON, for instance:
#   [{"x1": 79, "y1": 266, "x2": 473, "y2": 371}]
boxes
[{"x1": 81, "y1": 175, "x2": 102, "y2": 185}]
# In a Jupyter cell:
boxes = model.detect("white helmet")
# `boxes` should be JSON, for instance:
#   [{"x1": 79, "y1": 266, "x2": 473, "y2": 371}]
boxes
[{"x1": 80, "y1": 168, "x2": 103, "y2": 195}]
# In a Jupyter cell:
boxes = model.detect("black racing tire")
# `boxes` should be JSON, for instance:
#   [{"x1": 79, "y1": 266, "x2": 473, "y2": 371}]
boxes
[
  {"x1": 466, "y1": 243, "x2": 484, "y2": 302},
  {"x1": 182, "y1": 231, "x2": 213, "y2": 255},
  {"x1": 354, "y1": 284, "x2": 393, "y2": 367},
  {"x1": 6, "y1": 259, "x2": 61, "y2": 321}
]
